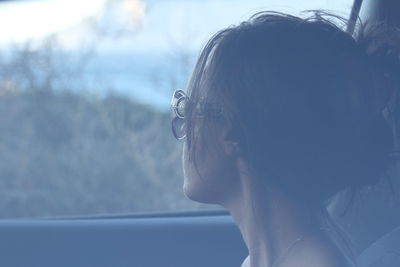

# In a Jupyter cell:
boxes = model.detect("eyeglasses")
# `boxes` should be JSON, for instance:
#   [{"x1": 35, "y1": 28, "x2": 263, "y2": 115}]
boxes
[
  {"x1": 170, "y1": 89, "x2": 189, "y2": 140},
  {"x1": 170, "y1": 89, "x2": 224, "y2": 141}
]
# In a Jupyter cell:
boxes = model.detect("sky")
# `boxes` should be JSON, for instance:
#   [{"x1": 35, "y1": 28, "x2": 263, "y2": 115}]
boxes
[
  {"x1": 0, "y1": 0, "x2": 354, "y2": 109},
  {"x1": 0, "y1": 0, "x2": 353, "y2": 51},
  {"x1": 0, "y1": 0, "x2": 106, "y2": 43}
]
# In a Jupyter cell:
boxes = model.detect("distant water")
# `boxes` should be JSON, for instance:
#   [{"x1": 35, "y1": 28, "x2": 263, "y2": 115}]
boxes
[
  {"x1": 0, "y1": 47, "x2": 196, "y2": 112},
  {"x1": 81, "y1": 50, "x2": 196, "y2": 111}
]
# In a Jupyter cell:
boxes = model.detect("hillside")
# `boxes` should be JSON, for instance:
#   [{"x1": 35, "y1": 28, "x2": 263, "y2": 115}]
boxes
[{"x1": 0, "y1": 90, "x2": 212, "y2": 218}]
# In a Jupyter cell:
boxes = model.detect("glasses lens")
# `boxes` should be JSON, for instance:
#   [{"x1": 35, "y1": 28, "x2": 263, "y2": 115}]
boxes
[
  {"x1": 176, "y1": 97, "x2": 187, "y2": 118},
  {"x1": 172, "y1": 117, "x2": 186, "y2": 140}
]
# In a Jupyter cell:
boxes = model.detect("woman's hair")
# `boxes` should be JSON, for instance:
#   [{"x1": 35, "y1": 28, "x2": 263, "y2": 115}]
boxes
[{"x1": 185, "y1": 11, "x2": 400, "y2": 208}]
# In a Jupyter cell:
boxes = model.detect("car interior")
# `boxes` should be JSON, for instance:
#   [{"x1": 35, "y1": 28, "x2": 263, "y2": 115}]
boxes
[{"x1": 0, "y1": 0, "x2": 399, "y2": 267}]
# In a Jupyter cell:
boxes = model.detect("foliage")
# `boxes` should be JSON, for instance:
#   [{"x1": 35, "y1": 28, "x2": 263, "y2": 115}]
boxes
[
  {"x1": 0, "y1": 89, "x2": 214, "y2": 218},
  {"x1": 0, "y1": 2, "x2": 215, "y2": 217}
]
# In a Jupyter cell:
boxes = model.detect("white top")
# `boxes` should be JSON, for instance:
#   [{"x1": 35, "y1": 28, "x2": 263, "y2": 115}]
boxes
[{"x1": 241, "y1": 256, "x2": 250, "y2": 267}]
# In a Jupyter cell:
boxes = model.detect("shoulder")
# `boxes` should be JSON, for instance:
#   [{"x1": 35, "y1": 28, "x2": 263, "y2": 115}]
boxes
[{"x1": 281, "y1": 236, "x2": 354, "y2": 267}]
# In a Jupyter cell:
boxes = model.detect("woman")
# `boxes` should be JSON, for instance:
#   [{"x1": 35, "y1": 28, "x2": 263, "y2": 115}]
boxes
[{"x1": 170, "y1": 11, "x2": 399, "y2": 267}]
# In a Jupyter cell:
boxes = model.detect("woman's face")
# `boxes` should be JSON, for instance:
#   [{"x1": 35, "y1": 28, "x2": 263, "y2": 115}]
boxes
[{"x1": 182, "y1": 110, "x2": 241, "y2": 205}]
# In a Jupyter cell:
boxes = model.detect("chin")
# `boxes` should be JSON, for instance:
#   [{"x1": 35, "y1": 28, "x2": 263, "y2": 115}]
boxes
[{"x1": 182, "y1": 179, "x2": 220, "y2": 205}]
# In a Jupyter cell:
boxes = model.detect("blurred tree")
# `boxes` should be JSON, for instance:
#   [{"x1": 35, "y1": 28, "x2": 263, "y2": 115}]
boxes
[{"x1": 0, "y1": 0, "x2": 216, "y2": 218}]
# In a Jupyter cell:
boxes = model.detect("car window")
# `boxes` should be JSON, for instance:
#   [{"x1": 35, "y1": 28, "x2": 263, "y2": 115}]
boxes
[{"x1": 0, "y1": 0, "x2": 353, "y2": 218}]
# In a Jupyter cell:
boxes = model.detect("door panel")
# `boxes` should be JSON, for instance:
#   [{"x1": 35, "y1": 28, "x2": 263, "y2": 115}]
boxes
[{"x1": 0, "y1": 214, "x2": 247, "y2": 267}]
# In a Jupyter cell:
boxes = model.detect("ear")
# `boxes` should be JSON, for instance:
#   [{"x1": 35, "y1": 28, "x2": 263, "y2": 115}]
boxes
[
  {"x1": 222, "y1": 127, "x2": 252, "y2": 178},
  {"x1": 223, "y1": 140, "x2": 241, "y2": 157},
  {"x1": 222, "y1": 128, "x2": 241, "y2": 157}
]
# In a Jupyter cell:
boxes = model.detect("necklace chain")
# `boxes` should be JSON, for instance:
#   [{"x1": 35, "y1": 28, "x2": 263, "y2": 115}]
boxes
[{"x1": 271, "y1": 236, "x2": 304, "y2": 267}]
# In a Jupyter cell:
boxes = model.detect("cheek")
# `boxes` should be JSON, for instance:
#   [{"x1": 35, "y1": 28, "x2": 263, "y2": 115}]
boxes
[{"x1": 182, "y1": 140, "x2": 239, "y2": 205}]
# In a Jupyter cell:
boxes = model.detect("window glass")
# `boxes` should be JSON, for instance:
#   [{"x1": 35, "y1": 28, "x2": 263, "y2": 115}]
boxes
[{"x1": 0, "y1": 0, "x2": 353, "y2": 218}]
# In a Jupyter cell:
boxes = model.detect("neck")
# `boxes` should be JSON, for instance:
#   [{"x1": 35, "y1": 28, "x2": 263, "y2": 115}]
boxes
[{"x1": 224, "y1": 170, "x2": 321, "y2": 267}]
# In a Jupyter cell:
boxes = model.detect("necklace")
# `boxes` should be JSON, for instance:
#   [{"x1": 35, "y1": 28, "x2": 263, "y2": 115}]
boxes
[{"x1": 270, "y1": 236, "x2": 304, "y2": 267}]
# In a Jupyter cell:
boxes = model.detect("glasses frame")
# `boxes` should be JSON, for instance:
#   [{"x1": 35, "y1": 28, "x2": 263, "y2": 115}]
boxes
[
  {"x1": 170, "y1": 89, "x2": 224, "y2": 141},
  {"x1": 170, "y1": 89, "x2": 189, "y2": 140}
]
